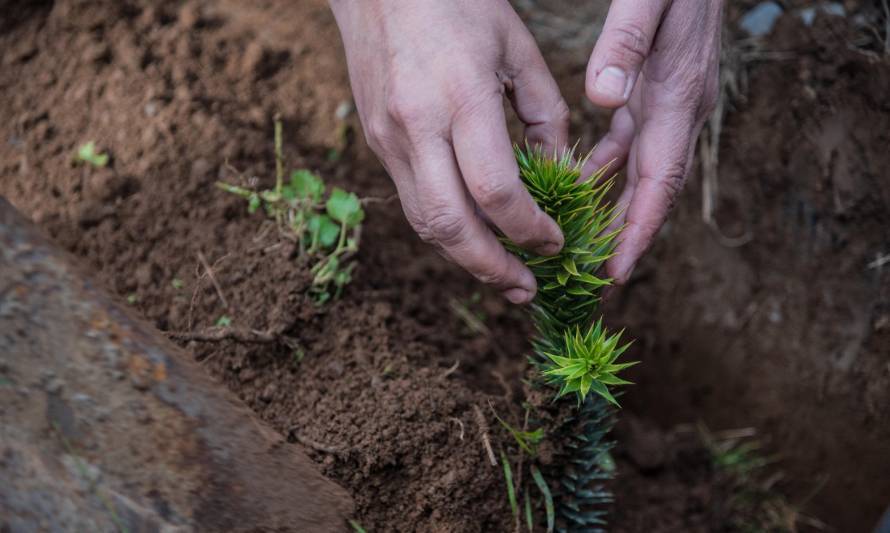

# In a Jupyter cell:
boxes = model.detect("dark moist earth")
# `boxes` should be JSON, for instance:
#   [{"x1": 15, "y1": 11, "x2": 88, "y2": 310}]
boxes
[{"x1": 2, "y1": 0, "x2": 889, "y2": 531}]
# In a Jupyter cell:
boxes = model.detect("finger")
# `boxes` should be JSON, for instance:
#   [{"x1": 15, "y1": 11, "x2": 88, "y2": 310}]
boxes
[
  {"x1": 451, "y1": 96, "x2": 563, "y2": 256},
  {"x1": 581, "y1": 105, "x2": 636, "y2": 180},
  {"x1": 585, "y1": 0, "x2": 668, "y2": 108},
  {"x1": 503, "y1": 30, "x2": 570, "y2": 154},
  {"x1": 606, "y1": 110, "x2": 696, "y2": 285},
  {"x1": 411, "y1": 136, "x2": 538, "y2": 304}
]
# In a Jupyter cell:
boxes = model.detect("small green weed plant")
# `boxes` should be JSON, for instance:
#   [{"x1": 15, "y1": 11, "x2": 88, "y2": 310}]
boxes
[
  {"x1": 74, "y1": 141, "x2": 109, "y2": 167},
  {"x1": 218, "y1": 118, "x2": 364, "y2": 303}
]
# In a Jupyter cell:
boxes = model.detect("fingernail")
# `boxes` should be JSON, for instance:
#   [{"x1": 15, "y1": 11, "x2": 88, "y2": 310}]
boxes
[
  {"x1": 537, "y1": 241, "x2": 562, "y2": 256},
  {"x1": 594, "y1": 66, "x2": 629, "y2": 101},
  {"x1": 503, "y1": 287, "x2": 532, "y2": 305}
]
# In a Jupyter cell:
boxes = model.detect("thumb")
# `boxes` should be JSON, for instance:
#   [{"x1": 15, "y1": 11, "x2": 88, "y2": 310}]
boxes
[{"x1": 586, "y1": 0, "x2": 669, "y2": 108}]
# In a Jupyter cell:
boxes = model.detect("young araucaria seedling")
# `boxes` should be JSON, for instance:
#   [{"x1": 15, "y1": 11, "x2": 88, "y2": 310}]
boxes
[
  {"x1": 217, "y1": 117, "x2": 365, "y2": 303},
  {"x1": 500, "y1": 144, "x2": 637, "y2": 531}
]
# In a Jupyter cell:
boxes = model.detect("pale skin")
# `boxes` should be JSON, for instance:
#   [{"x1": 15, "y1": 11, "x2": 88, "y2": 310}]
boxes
[{"x1": 328, "y1": 0, "x2": 722, "y2": 304}]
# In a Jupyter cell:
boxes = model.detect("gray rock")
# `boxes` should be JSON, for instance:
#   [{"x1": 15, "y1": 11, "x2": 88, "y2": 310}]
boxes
[{"x1": 739, "y1": 2, "x2": 783, "y2": 37}]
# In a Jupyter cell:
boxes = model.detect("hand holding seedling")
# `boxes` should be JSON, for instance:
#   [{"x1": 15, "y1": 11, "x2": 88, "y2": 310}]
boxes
[
  {"x1": 329, "y1": 0, "x2": 569, "y2": 304},
  {"x1": 329, "y1": 0, "x2": 721, "y2": 301}
]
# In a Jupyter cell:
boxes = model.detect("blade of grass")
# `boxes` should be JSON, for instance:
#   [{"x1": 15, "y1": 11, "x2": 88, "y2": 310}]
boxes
[
  {"x1": 500, "y1": 451, "x2": 519, "y2": 521},
  {"x1": 348, "y1": 519, "x2": 367, "y2": 533},
  {"x1": 524, "y1": 488, "x2": 534, "y2": 532},
  {"x1": 531, "y1": 465, "x2": 554, "y2": 533}
]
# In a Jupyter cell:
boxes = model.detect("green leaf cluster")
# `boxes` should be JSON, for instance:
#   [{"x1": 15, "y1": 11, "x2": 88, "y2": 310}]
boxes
[
  {"x1": 542, "y1": 320, "x2": 634, "y2": 406},
  {"x1": 508, "y1": 144, "x2": 636, "y2": 406},
  {"x1": 217, "y1": 118, "x2": 364, "y2": 303}
]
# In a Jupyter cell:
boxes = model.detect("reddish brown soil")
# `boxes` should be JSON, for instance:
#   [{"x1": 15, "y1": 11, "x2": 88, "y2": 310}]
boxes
[{"x1": 2, "y1": 0, "x2": 888, "y2": 531}]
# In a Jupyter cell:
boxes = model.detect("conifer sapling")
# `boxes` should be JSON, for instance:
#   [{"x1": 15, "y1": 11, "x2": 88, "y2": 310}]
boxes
[{"x1": 507, "y1": 144, "x2": 636, "y2": 406}]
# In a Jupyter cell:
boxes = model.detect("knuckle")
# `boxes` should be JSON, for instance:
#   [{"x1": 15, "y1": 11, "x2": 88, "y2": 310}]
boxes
[
  {"x1": 662, "y1": 173, "x2": 686, "y2": 199},
  {"x1": 475, "y1": 262, "x2": 510, "y2": 287},
  {"x1": 403, "y1": 209, "x2": 427, "y2": 236},
  {"x1": 607, "y1": 23, "x2": 651, "y2": 66},
  {"x1": 425, "y1": 207, "x2": 468, "y2": 247},
  {"x1": 363, "y1": 117, "x2": 388, "y2": 151},
  {"x1": 414, "y1": 224, "x2": 435, "y2": 244},
  {"x1": 471, "y1": 176, "x2": 516, "y2": 213},
  {"x1": 550, "y1": 97, "x2": 571, "y2": 130},
  {"x1": 408, "y1": 213, "x2": 439, "y2": 246},
  {"x1": 384, "y1": 75, "x2": 432, "y2": 128},
  {"x1": 386, "y1": 93, "x2": 426, "y2": 127},
  {"x1": 638, "y1": 170, "x2": 686, "y2": 215},
  {"x1": 658, "y1": 173, "x2": 686, "y2": 212}
]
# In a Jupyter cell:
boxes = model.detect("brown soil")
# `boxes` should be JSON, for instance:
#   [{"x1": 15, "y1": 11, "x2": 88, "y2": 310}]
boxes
[{"x1": 1, "y1": 0, "x2": 888, "y2": 531}]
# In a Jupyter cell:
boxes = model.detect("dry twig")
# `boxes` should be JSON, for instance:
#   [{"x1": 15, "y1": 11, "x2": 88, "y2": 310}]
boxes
[
  {"x1": 440, "y1": 360, "x2": 460, "y2": 379},
  {"x1": 867, "y1": 252, "x2": 890, "y2": 270},
  {"x1": 360, "y1": 193, "x2": 398, "y2": 206},
  {"x1": 197, "y1": 251, "x2": 229, "y2": 309},
  {"x1": 473, "y1": 405, "x2": 497, "y2": 467},
  {"x1": 186, "y1": 252, "x2": 230, "y2": 330}
]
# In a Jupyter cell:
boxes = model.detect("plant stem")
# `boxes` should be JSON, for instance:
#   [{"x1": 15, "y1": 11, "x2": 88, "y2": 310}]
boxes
[
  {"x1": 336, "y1": 219, "x2": 348, "y2": 251},
  {"x1": 274, "y1": 114, "x2": 284, "y2": 196}
]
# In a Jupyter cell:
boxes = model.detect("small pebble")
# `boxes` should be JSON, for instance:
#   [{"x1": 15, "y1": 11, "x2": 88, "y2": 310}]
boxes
[
  {"x1": 260, "y1": 382, "x2": 277, "y2": 402},
  {"x1": 335, "y1": 101, "x2": 354, "y2": 121},
  {"x1": 241, "y1": 42, "x2": 266, "y2": 79},
  {"x1": 45, "y1": 378, "x2": 64, "y2": 395},
  {"x1": 178, "y1": 4, "x2": 201, "y2": 29},
  {"x1": 739, "y1": 2, "x2": 783, "y2": 37},
  {"x1": 72, "y1": 393, "x2": 91, "y2": 404},
  {"x1": 144, "y1": 101, "x2": 159, "y2": 117}
]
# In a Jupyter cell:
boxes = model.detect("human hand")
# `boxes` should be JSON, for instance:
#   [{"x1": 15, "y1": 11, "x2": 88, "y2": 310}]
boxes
[
  {"x1": 329, "y1": 0, "x2": 570, "y2": 304},
  {"x1": 584, "y1": 0, "x2": 722, "y2": 285}
]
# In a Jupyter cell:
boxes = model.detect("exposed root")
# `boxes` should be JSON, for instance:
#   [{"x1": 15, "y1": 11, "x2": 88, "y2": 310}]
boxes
[
  {"x1": 867, "y1": 252, "x2": 890, "y2": 270},
  {"x1": 440, "y1": 360, "x2": 460, "y2": 379},
  {"x1": 474, "y1": 405, "x2": 497, "y2": 467},
  {"x1": 186, "y1": 252, "x2": 231, "y2": 330},
  {"x1": 197, "y1": 251, "x2": 229, "y2": 310},
  {"x1": 360, "y1": 193, "x2": 398, "y2": 206},
  {"x1": 448, "y1": 297, "x2": 490, "y2": 336}
]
